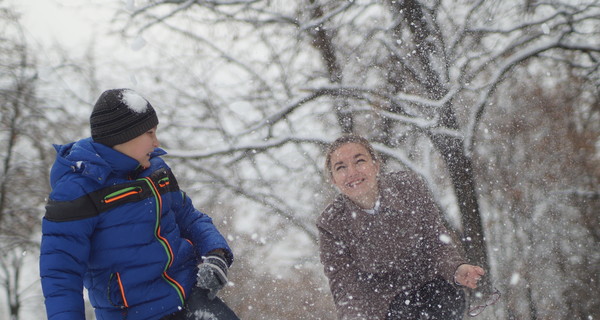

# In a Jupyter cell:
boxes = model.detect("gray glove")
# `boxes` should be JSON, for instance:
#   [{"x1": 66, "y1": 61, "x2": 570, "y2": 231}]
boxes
[{"x1": 196, "y1": 253, "x2": 228, "y2": 300}]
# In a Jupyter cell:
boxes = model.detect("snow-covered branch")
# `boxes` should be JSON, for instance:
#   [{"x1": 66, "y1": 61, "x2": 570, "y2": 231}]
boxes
[
  {"x1": 465, "y1": 33, "x2": 567, "y2": 154},
  {"x1": 167, "y1": 135, "x2": 329, "y2": 159},
  {"x1": 300, "y1": 1, "x2": 355, "y2": 31},
  {"x1": 131, "y1": 0, "x2": 197, "y2": 32},
  {"x1": 191, "y1": 165, "x2": 319, "y2": 242}
]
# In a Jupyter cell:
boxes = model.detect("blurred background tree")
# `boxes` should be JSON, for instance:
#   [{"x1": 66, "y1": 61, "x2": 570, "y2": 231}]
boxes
[{"x1": 1, "y1": 0, "x2": 598, "y2": 319}]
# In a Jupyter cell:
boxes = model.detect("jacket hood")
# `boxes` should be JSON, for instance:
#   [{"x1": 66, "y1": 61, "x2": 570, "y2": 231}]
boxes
[{"x1": 49, "y1": 137, "x2": 166, "y2": 188}]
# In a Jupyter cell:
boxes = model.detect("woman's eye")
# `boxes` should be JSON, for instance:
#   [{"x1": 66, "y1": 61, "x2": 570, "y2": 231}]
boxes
[
  {"x1": 335, "y1": 165, "x2": 345, "y2": 171},
  {"x1": 356, "y1": 159, "x2": 366, "y2": 163}
]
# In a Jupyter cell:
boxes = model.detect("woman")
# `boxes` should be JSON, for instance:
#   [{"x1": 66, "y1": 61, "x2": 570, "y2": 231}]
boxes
[
  {"x1": 40, "y1": 89, "x2": 239, "y2": 320},
  {"x1": 317, "y1": 135, "x2": 484, "y2": 319}
]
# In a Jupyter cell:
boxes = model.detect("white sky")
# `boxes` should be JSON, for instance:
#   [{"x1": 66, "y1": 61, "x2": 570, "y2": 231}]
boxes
[
  {"x1": 10, "y1": 0, "x2": 118, "y2": 51},
  {"x1": 10, "y1": 0, "x2": 157, "y2": 98}
]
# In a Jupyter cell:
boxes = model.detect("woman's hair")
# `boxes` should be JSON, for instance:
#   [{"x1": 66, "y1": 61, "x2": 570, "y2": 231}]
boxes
[{"x1": 324, "y1": 135, "x2": 379, "y2": 179}]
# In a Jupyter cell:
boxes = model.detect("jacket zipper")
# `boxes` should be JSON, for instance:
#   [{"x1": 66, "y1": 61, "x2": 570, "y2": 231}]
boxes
[
  {"x1": 108, "y1": 272, "x2": 129, "y2": 309},
  {"x1": 142, "y1": 176, "x2": 186, "y2": 304},
  {"x1": 115, "y1": 272, "x2": 129, "y2": 308}
]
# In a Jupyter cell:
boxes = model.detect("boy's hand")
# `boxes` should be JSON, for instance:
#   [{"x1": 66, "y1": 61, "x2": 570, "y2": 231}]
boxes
[{"x1": 196, "y1": 253, "x2": 228, "y2": 300}]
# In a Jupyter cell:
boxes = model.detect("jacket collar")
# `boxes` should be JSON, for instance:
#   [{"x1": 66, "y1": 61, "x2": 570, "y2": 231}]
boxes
[
  {"x1": 51, "y1": 137, "x2": 166, "y2": 186},
  {"x1": 336, "y1": 173, "x2": 391, "y2": 213}
]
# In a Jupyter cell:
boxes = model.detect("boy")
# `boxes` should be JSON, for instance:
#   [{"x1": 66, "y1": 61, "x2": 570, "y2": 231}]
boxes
[{"x1": 40, "y1": 89, "x2": 239, "y2": 320}]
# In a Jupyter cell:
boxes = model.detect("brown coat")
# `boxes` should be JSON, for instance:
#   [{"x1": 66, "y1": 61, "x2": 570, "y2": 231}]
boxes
[{"x1": 317, "y1": 171, "x2": 466, "y2": 320}]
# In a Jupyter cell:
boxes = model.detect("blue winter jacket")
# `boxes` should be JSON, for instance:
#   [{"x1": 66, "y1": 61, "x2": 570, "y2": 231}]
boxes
[{"x1": 40, "y1": 138, "x2": 233, "y2": 320}]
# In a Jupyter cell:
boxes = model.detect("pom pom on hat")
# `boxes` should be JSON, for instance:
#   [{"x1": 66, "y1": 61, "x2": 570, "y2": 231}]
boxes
[{"x1": 90, "y1": 89, "x2": 159, "y2": 147}]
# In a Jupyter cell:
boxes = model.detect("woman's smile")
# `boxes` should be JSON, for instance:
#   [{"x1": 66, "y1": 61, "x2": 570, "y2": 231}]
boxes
[{"x1": 346, "y1": 177, "x2": 365, "y2": 188}]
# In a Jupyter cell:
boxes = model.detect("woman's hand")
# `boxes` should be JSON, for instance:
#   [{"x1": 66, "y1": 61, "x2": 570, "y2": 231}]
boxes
[{"x1": 454, "y1": 264, "x2": 485, "y2": 289}]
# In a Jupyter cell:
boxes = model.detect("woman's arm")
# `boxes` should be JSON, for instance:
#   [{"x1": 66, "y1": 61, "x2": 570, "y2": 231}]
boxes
[
  {"x1": 412, "y1": 174, "x2": 468, "y2": 283},
  {"x1": 318, "y1": 226, "x2": 370, "y2": 319}
]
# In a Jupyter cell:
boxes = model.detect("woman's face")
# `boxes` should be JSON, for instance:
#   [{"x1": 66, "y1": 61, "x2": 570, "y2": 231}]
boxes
[
  {"x1": 113, "y1": 126, "x2": 160, "y2": 168},
  {"x1": 329, "y1": 142, "x2": 380, "y2": 208}
]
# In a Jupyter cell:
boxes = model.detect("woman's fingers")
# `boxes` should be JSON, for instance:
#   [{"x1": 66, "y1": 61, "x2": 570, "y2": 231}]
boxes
[
  {"x1": 455, "y1": 264, "x2": 486, "y2": 289},
  {"x1": 467, "y1": 265, "x2": 485, "y2": 288},
  {"x1": 475, "y1": 266, "x2": 485, "y2": 276}
]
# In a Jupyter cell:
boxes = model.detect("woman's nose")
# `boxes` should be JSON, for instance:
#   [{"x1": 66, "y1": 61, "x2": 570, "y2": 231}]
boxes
[{"x1": 346, "y1": 163, "x2": 358, "y2": 174}]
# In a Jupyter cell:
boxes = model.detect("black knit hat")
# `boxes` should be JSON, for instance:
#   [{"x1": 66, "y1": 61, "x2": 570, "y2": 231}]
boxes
[{"x1": 90, "y1": 89, "x2": 159, "y2": 147}]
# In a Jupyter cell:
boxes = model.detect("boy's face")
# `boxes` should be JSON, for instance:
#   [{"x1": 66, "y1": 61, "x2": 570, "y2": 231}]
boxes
[{"x1": 113, "y1": 126, "x2": 160, "y2": 168}]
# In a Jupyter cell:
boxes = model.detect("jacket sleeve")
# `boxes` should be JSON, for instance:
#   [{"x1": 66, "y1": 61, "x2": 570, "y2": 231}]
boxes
[
  {"x1": 318, "y1": 224, "x2": 372, "y2": 320},
  {"x1": 413, "y1": 175, "x2": 467, "y2": 283},
  {"x1": 40, "y1": 216, "x2": 97, "y2": 320},
  {"x1": 175, "y1": 192, "x2": 233, "y2": 265}
]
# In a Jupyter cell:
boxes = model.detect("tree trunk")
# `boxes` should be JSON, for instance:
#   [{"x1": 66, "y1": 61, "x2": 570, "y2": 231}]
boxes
[
  {"x1": 390, "y1": 0, "x2": 490, "y2": 273},
  {"x1": 430, "y1": 131, "x2": 489, "y2": 270},
  {"x1": 307, "y1": 0, "x2": 353, "y2": 133}
]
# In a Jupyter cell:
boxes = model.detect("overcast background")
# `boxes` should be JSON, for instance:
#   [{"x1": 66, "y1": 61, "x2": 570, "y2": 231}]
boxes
[{"x1": 1, "y1": 0, "x2": 599, "y2": 319}]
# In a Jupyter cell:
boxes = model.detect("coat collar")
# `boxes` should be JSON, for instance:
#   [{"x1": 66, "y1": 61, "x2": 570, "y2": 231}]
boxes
[
  {"x1": 50, "y1": 137, "x2": 166, "y2": 186},
  {"x1": 335, "y1": 172, "x2": 393, "y2": 213}
]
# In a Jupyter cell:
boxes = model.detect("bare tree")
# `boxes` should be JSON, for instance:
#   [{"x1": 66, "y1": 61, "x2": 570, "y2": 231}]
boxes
[
  {"x1": 0, "y1": 2, "x2": 105, "y2": 317},
  {"x1": 0, "y1": 5, "x2": 48, "y2": 320},
  {"x1": 112, "y1": 0, "x2": 600, "y2": 318}
]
